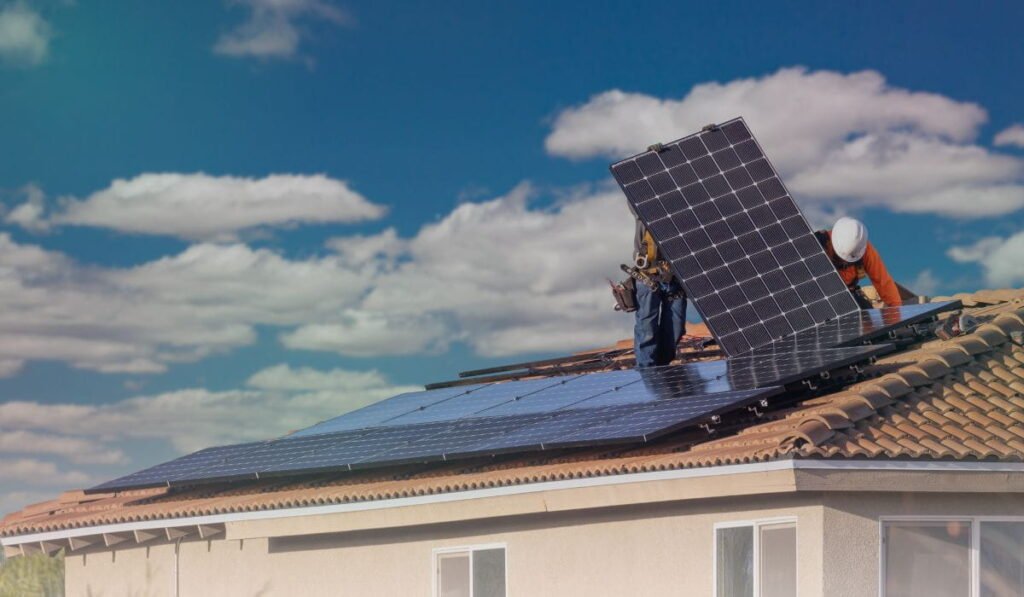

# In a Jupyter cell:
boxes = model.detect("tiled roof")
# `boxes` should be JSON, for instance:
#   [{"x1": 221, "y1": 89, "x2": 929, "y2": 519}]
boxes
[{"x1": 4, "y1": 289, "x2": 1024, "y2": 537}]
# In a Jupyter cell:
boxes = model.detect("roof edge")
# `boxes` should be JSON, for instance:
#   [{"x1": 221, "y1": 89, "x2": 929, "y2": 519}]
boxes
[{"x1": 7, "y1": 459, "x2": 1024, "y2": 548}]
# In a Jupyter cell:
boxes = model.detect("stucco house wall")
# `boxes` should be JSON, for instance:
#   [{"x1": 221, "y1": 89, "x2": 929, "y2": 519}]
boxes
[{"x1": 61, "y1": 488, "x2": 1024, "y2": 597}]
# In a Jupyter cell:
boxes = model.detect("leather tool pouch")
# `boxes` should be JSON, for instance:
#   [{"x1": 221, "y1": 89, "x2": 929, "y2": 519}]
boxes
[{"x1": 611, "y1": 277, "x2": 638, "y2": 313}]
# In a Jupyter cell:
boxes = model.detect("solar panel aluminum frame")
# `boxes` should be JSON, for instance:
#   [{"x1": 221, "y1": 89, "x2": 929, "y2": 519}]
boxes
[{"x1": 609, "y1": 117, "x2": 860, "y2": 357}]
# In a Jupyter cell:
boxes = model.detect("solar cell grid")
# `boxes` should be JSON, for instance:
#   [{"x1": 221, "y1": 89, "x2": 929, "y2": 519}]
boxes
[
  {"x1": 610, "y1": 117, "x2": 860, "y2": 356},
  {"x1": 289, "y1": 383, "x2": 490, "y2": 437},
  {"x1": 89, "y1": 442, "x2": 263, "y2": 491}
]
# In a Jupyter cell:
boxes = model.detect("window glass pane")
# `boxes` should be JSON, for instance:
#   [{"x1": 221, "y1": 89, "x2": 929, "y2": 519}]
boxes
[
  {"x1": 717, "y1": 526, "x2": 754, "y2": 597},
  {"x1": 472, "y1": 548, "x2": 506, "y2": 597},
  {"x1": 884, "y1": 521, "x2": 971, "y2": 597},
  {"x1": 760, "y1": 523, "x2": 797, "y2": 597},
  {"x1": 438, "y1": 552, "x2": 471, "y2": 597},
  {"x1": 980, "y1": 521, "x2": 1024, "y2": 597}
]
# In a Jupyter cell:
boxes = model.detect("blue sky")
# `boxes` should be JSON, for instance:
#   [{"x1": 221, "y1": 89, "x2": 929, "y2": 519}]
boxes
[{"x1": 1, "y1": 0, "x2": 1023, "y2": 512}]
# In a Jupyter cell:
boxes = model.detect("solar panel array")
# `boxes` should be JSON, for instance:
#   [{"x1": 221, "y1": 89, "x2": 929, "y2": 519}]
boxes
[
  {"x1": 89, "y1": 118, "x2": 958, "y2": 495},
  {"x1": 609, "y1": 117, "x2": 860, "y2": 356},
  {"x1": 90, "y1": 342, "x2": 893, "y2": 492},
  {"x1": 91, "y1": 386, "x2": 781, "y2": 491}
]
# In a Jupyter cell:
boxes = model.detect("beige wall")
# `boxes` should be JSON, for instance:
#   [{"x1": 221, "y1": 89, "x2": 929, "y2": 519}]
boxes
[
  {"x1": 820, "y1": 492, "x2": 1024, "y2": 597},
  {"x1": 65, "y1": 494, "x2": 824, "y2": 597},
  {"x1": 62, "y1": 489, "x2": 1024, "y2": 597}
]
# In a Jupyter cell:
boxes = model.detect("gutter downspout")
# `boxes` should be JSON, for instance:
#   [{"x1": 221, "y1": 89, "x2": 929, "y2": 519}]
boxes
[{"x1": 174, "y1": 537, "x2": 183, "y2": 597}]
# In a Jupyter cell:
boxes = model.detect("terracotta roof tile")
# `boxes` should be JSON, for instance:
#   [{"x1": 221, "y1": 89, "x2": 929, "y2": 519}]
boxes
[{"x1": 6, "y1": 290, "x2": 1024, "y2": 537}]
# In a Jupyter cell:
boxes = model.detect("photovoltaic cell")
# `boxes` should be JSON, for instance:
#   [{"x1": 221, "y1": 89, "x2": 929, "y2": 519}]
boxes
[
  {"x1": 91, "y1": 340, "x2": 895, "y2": 492},
  {"x1": 761, "y1": 301, "x2": 961, "y2": 353},
  {"x1": 609, "y1": 117, "x2": 860, "y2": 356},
  {"x1": 289, "y1": 383, "x2": 491, "y2": 437},
  {"x1": 88, "y1": 442, "x2": 263, "y2": 491}
]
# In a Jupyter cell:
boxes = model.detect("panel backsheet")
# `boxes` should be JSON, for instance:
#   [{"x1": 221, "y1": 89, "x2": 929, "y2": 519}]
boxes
[{"x1": 609, "y1": 117, "x2": 859, "y2": 356}]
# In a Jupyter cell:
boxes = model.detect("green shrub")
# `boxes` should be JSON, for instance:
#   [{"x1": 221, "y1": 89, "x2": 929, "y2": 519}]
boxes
[{"x1": 0, "y1": 550, "x2": 64, "y2": 597}]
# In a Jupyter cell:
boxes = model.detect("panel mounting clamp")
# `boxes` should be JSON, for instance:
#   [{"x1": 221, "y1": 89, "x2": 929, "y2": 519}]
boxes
[{"x1": 647, "y1": 142, "x2": 665, "y2": 153}]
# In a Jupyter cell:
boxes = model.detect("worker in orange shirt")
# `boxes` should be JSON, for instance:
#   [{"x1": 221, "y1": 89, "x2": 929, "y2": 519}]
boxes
[{"x1": 816, "y1": 217, "x2": 902, "y2": 309}]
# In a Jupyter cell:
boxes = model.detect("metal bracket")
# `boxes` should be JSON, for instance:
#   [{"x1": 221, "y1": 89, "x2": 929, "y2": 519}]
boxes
[
  {"x1": 849, "y1": 363, "x2": 864, "y2": 375},
  {"x1": 803, "y1": 378, "x2": 818, "y2": 391},
  {"x1": 747, "y1": 399, "x2": 769, "y2": 418},
  {"x1": 701, "y1": 123, "x2": 720, "y2": 132},
  {"x1": 647, "y1": 142, "x2": 665, "y2": 153}
]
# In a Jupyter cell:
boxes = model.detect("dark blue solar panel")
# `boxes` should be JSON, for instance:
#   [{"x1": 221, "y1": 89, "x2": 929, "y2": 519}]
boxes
[
  {"x1": 290, "y1": 383, "x2": 490, "y2": 436},
  {"x1": 383, "y1": 375, "x2": 583, "y2": 425},
  {"x1": 88, "y1": 442, "x2": 262, "y2": 491},
  {"x1": 609, "y1": 117, "x2": 860, "y2": 356},
  {"x1": 475, "y1": 370, "x2": 643, "y2": 416},
  {"x1": 760, "y1": 301, "x2": 961, "y2": 353}
]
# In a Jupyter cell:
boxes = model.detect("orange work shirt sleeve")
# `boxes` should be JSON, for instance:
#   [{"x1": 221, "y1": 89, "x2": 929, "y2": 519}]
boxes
[{"x1": 860, "y1": 242, "x2": 902, "y2": 307}]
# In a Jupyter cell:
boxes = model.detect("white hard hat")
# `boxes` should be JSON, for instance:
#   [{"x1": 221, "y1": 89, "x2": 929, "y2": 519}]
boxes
[{"x1": 831, "y1": 217, "x2": 868, "y2": 262}]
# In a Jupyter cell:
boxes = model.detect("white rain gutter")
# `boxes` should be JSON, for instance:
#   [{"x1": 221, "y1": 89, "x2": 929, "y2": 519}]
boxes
[{"x1": 4, "y1": 459, "x2": 1024, "y2": 547}]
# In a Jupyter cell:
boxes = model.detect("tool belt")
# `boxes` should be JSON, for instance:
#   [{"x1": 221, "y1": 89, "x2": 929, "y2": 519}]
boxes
[
  {"x1": 611, "y1": 276, "x2": 638, "y2": 312},
  {"x1": 612, "y1": 263, "x2": 686, "y2": 313}
]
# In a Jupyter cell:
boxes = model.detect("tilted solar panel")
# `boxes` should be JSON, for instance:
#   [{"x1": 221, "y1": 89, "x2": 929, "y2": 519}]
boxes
[
  {"x1": 89, "y1": 342, "x2": 891, "y2": 492},
  {"x1": 760, "y1": 301, "x2": 962, "y2": 353},
  {"x1": 609, "y1": 117, "x2": 860, "y2": 356}
]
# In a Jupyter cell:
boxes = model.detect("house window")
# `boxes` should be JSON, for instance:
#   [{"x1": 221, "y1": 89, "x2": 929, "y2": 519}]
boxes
[
  {"x1": 715, "y1": 519, "x2": 797, "y2": 597},
  {"x1": 434, "y1": 545, "x2": 506, "y2": 597},
  {"x1": 882, "y1": 519, "x2": 1024, "y2": 597}
]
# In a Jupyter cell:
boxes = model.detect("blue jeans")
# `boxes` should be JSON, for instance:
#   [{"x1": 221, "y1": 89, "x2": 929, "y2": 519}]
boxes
[{"x1": 634, "y1": 280, "x2": 687, "y2": 368}]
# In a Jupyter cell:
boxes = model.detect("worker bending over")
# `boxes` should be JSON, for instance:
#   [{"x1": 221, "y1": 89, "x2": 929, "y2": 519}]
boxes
[
  {"x1": 633, "y1": 220, "x2": 687, "y2": 367},
  {"x1": 817, "y1": 217, "x2": 901, "y2": 308}
]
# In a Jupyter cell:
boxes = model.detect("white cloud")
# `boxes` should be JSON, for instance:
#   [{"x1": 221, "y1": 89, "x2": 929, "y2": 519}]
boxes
[
  {"x1": 3, "y1": 183, "x2": 47, "y2": 231},
  {"x1": 0, "y1": 458, "x2": 90, "y2": 486},
  {"x1": 10, "y1": 173, "x2": 385, "y2": 240},
  {"x1": 0, "y1": 2, "x2": 51, "y2": 67},
  {"x1": 0, "y1": 430, "x2": 126, "y2": 465},
  {"x1": 0, "y1": 180, "x2": 637, "y2": 370},
  {"x1": 0, "y1": 367, "x2": 418, "y2": 454},
  {"x1": 316, "y1": 182, "x2": 635, "y2": 357},
  {"x1": 545, "y1": 67, "x2": 1024, "y2": 218},
  {"x1": 214, "y1": 0, "x2": 350, "y2": 60},
  {"x1": 909, "y1": 269, "x2": 940, "y2": 297},
  {"x1": 995, "y1": 124, "x2": 1024, "y2": 148},
  {"x1": 0, "y1": 234, "x2": 373, "y2": 373},
  {"x1": 246, "y1": 362, "x2": 390, "y2": 392},
  {"x1": 948, "y1": 233, "x2": 1024, "y2": 287},
  {"x1": 282, "y1": 311, "x2": 451, "y2": 357}
]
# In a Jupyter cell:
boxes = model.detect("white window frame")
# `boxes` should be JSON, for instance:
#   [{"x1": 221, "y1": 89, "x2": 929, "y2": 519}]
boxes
[
  {"x1": 713, "y1": 516, "x2": 798, "y2": 597},
  {"x1": 878, "y1": 515, "x2": 1024, "y2": 597},
  {"x1": 432, "y1": 542, "x2": 508, "y2": 597}
]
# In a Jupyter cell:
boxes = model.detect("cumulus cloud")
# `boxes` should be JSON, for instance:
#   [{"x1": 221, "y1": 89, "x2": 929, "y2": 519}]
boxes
[
  {"x1": 545, "y1": 67, "x2": 1024, "y2": 218},
  {"x1": 994, "y1": 124, "x2": 1024, "y2": 149},
  {"x1": 9, "y1": 173, "x2": 385, "y2": 240},
  {"x1": 0, "y1": 364, "x2": 417, "y2": 512},
  {"x1": 310, "y1": 182, "x2": 635, "y2": 357},
  {"x1": 282, "y1": 312, "x2": 451, "y2": 356},
  {"x1": 0, "y1": 366, "x2": 417, "y2": 454},
  {"x1": 214, "y1": 0, "x2": 350, "y2": 60},
  {"x1": 0, "y1": 2, "x2": 51, "y2": 67},
  {"x1": 909, "y1": 269, "x2": 941, "y2": 297},
  {"x1": 0, "y1": 430, "x2": 126, "y2": 465},
  {"x1": 246, "y1": 362, "x2": 391, "y2": 392},
  {"x1": 0, "y1": 180, "x2": 636, "y2": 370},
  {"x1": 0, "y1": 234, "x2": 373, "y2": 373},
  {"x1": 0, "y1": 459, "x2": 90, "y2": 486},
  {"x1": 948, "y1": 233, "x2": 1024, "y2": 286}
]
